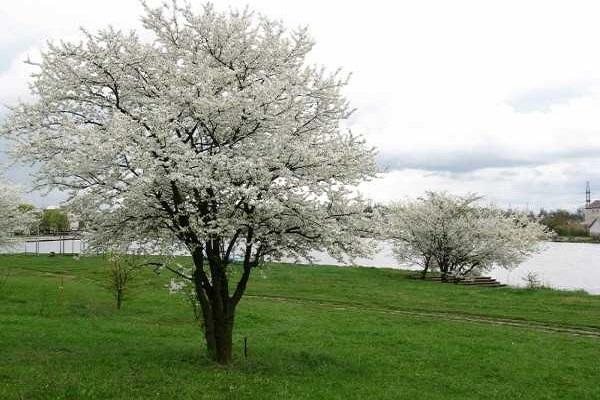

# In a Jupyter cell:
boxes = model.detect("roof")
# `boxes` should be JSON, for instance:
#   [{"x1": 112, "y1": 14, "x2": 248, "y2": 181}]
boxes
[{"x1": 586, "y1": 200, "x2": 600, "y2": 209}]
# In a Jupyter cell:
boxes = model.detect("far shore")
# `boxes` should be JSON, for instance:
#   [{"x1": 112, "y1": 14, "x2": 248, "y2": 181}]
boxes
[{"x1": 551, "y1": 236, "x2": 600, "y2": 244}]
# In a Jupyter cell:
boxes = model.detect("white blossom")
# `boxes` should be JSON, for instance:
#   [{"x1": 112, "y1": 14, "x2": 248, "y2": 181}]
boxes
[
  {"x1": 385, "y1": 192, "x2": 552, "y2": 280},
  {"x1": 0, "y1": 182, "x2": 34, "y2": 244},
  {"x1": 168, "y1": 278, "x2": 187, "y2": 295}
]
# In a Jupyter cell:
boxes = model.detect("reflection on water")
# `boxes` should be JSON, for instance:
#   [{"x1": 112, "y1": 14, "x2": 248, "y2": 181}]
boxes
[{"x1": 1, "y1": 239, "x2": 598, "y2": 294}]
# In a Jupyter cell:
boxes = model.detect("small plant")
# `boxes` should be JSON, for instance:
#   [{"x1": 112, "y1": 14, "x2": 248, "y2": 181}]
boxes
[
  {"x1": 106, "y1": 253, "x2": 139, "y2": 310},
  {"x1": 523, "y1": 272, "x2": 542, "y2": 289}
]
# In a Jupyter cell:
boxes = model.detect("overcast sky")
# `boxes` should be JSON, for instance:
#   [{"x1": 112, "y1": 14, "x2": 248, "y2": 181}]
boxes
[{"x1": 1, "y1": 0, "x2": 600, "y2": 210}]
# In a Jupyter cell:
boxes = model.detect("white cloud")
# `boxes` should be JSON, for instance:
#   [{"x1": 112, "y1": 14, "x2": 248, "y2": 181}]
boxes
[
  {"x1": 361, "y1": 158, "x2": 598, "y2": 211},
  {"x1": 1, "y1": 0, "x2": 600, "y2": 208},
  {"x1": 0, "y1": 48, "x2": 40, "y2": 107}
]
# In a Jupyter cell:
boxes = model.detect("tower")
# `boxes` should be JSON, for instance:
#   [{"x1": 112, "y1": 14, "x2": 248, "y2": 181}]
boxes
[{"x1": 586, "y1": 181, "x2": 591, "y2": 207}]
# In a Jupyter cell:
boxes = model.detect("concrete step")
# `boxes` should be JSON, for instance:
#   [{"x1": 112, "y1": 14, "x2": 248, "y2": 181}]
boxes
[
  {"x1": 415, "y1": 274, "x2": 505, "y2": 288},
  {"x1": 458, "y1": 281, "x2": 502, "y2": 286},
  {"x1": 424, "y1": 277, "x2": 496, "y2": 283}
]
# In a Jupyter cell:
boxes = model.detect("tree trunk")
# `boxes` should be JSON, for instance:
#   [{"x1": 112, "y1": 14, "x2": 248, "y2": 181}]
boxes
[
  {"x1": 211, "y1": 310, "x2": 234, "y2": 364},
  {"x1": 191, "y1": 246, "x2": 237, "y2": 365},
  {"x1": 420, "y1": 261, "x2": 430, "y2": 279},
  {"x1": 116, "y1": 290, "x2": 122, "y2": 310},
  {"x1": 200, "y1": 295, "x2": 234, "y2": 365},
  {"x1": 187, "y1": 232, "x2": 257, "y2": 366},
  {"x1": 440, "y1": 265, "x2": 449, "y2": 282}
]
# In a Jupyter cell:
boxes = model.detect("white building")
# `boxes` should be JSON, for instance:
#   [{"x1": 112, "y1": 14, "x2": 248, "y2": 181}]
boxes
[
  {"x1": 583, "y1": 200, "x2": 600, "y2": 225},
  {"x1": 584, "y1": 183, "x2": 600, "y2": 236},
  {"x1": 589, "y1": 218, "x2": 600, "y2": 237}
]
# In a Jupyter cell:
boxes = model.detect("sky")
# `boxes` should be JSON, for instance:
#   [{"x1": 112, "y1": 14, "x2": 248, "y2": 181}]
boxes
[{"x1": 1, "y1": 0, "x2": 600, "y2": 210}]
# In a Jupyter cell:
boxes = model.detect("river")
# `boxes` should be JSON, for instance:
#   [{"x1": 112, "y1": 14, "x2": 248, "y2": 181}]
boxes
[{"x1": 2, "y1": 239, "x2": 599, "y2": 294}]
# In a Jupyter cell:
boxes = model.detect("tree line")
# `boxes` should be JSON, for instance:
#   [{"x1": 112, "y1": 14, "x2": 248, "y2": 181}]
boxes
[
  {"x1": 537, "y1": 209, "x2": 589, "y2": 238},
  {"x1": 16, "y1": 206, "x2": 72, "y2": 235}
]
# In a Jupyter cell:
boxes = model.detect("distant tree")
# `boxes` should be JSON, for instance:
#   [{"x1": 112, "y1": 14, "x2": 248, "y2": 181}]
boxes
[
  {"x1": 386, "y1": 192, "x2": 551, "y2": 281},
  {"x1": 1, "y1": 2, "x2": 377, "y2": 364},
  {"x1": 17, "y1": 203, "x2": 35, "y2": 213},
  {"x1": 16, "y1": 204, "x2": 42, "y2": 235},
  {"x1": 39, "y1": 209, "x2": 70, "y2": 234},
  {"x1": 540, "y1": 209, "x2": 587, "y2": 237}
]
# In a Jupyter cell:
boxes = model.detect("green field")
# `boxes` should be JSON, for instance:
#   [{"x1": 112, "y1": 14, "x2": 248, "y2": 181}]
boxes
[{"x1": 1, "y1": 255, "x2": 599, "y2": 399}]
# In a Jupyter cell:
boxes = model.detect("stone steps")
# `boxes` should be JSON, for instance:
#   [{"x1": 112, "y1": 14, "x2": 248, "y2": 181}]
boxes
[{"x1": 416, "y1": 275, "x2": 506, "y2": 288}]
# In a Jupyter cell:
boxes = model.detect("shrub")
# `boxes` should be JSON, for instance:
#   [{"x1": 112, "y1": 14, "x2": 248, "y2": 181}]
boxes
[{"x1": 105, "y1": 253, "x2": 139, "y2": 310}]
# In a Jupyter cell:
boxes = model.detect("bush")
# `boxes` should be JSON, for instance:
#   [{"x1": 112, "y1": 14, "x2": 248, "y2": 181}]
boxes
[{"x1": 522, "y1": 272, "x2": 542, "y2": 289}]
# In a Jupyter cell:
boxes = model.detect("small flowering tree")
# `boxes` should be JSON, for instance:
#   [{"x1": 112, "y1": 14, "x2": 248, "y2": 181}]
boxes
[
  {"x1": 386, "y1": 192, "x2": 551, "y2": 281},
  {"x1": 105, "y1": 251, "x2": 141, "y2": 310},
  {"x1": 1, "y1": 2, "x2": 377, "y2": 364}
]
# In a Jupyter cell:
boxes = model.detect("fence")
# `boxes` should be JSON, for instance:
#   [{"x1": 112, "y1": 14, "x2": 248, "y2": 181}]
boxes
[{"x1": 22, "y1": 232, "x2": 85, "y2": 256}]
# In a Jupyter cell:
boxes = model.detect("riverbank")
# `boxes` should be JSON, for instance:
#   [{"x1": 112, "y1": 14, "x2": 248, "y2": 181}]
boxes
[
  {"x1": 551, "y1": 236, "x2": 600, "y2": 244},
  {"x1": 3, "y1": 239, "x2": 600, "y2": 294},
  {"x1": 1, "y1": 255, "x2": 599, "y2": 399}
]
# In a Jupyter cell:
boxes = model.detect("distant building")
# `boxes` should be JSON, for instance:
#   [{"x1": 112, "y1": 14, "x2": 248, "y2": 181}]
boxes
[
  {"x1": 583, "y1": 182, "x2": 600, "y2": 236},
  {"x1": 583, "y1": 200, "x2": 600, "y2": 225},
  {"x1": 589, "y1": 219, "x2": 600, "y2": 237}
]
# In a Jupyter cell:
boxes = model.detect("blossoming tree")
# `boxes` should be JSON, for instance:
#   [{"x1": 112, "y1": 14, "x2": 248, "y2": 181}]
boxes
[
  {"x1": 0, "y1": 182, "x2": 32, "y2": 243},
  {"x1": 386, "y1": 192, "x2": 551, "y2": 281},
  {"x1": 1, "y1": 3, "x2": 377, "y2": 364}
]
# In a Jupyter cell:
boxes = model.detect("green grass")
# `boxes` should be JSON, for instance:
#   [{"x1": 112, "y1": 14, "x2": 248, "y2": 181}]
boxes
[{"x1": 1, "y1": 255, "x2": 599, "y2": 399}]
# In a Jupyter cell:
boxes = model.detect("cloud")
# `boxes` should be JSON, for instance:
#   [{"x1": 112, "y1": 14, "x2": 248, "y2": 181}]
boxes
[
  {"x1": 377, "y1": 146, "x2": 600, "y2": 173},
  {"x1": 2, "y1": 0, "x2": 600, "y2": 210},
  {"x1": 361, "y1": 159, "x2": 600, "y2": 211},
  {"x1": 508, "y1": 83, "x2": 594, "y2": 113},
  {"x1": 0, "y1": 48, "x2": 39, "y2": 107},
  {"x1": 0, "y1": 43, "x2": 34, "y2": 72}
]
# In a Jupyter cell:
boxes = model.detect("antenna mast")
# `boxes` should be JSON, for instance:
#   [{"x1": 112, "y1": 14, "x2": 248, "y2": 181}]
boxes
[{"x1": 586, "y1": 181, "x2": 591, "y2": 207}]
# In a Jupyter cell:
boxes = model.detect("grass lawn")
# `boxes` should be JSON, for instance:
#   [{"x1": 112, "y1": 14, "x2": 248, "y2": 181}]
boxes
[{"x1": 1, "y1": 255, "x2": 599, "y2": 399}]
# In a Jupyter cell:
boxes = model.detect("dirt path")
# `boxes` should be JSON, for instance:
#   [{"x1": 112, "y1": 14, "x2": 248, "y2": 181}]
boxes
[{"x1": 247, "y1": 294, "x2": 600, "y2": 338}]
